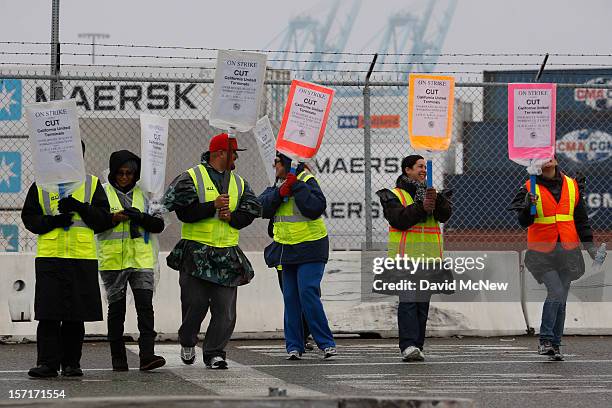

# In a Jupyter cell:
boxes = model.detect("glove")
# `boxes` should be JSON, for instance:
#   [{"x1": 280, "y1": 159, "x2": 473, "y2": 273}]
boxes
[
  {"x1": 122, "y1": 207, "x2": 144, "y2": 223},
  {"x1": 279, "y1": 173, "x2": 297, "y2": 198},
  {"x1": 50, "y1": 213, "x2": 73, "y2": 228},
  {"x1": 58, "y1": 196, "x2": 84, "y2": 214},
  {"x1": 586, "y1": 243, "x2": 598, "y2": 261}
]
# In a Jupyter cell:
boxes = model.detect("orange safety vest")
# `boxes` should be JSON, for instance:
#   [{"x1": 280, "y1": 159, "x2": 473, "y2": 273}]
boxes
[{"x1": 525, "y1": 174, "x2": 580, "y2": 253}]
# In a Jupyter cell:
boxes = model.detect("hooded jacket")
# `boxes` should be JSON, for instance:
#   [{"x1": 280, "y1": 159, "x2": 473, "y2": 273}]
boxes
[{"x1": 107, "y1": 150, "x2": 164, "y2": 234}]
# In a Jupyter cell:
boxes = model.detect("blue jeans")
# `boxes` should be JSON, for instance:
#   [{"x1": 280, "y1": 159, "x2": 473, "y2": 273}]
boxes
[
  {"x1": 398, "y1": 300, "x2": 431, "y2": 351},
  {"x1": 539, "y1": 270, "x2": 571, "y2": 346},
  {"x1": 282, "y1": 262, "x2": 336, "y2": 353}
]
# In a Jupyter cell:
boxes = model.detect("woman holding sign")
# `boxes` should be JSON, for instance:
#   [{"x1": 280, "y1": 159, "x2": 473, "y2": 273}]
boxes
[
  {"x1": 509, "y1": 156, "x2": 598, "y2": 361},
  {"x1": 259, "y1": 152, "x2": 337, "y2": 361},
  {"x1": 97, "y1": 150, "x2": 166, "y2": 372},
  {"x1": 376, "y1": 155, "x2": 452, "y2": 362}
]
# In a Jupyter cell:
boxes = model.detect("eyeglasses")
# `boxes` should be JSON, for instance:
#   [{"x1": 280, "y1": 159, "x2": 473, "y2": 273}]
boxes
[{"x1": 117, "y1": 170, "x2": 135, "y2": 177}]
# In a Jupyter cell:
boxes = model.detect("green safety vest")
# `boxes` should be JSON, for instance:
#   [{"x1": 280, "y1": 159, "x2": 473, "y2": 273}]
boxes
[
  {"x1": 387, "y1": 188, "x2": 443, "y2": 259},
  {"x1": 36, "y1": 175, "x2": 98, "y2": 260},
  {"x1": 273, "y1": 171, "x2": 328, "y2": 245},
  {"x1": 97, "y1": 184, "x2": 155, "y2": 271},
  {"x1": 181, "y1": 164, "x2": 244, "y2": 248}
]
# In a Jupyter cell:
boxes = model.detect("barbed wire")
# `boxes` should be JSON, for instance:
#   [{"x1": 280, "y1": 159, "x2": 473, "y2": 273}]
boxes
[
  {"x1": 2, "y1": 41, "x2": 612, "y2": 58},
  {"x1": 2, "y1": 51, "x2": 612, "y2": 68}
]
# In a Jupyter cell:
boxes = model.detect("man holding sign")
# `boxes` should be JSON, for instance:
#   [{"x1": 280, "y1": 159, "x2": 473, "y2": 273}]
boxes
[
  {"x1": 21, "y1": 141, "x2": 112, "y2": 378},
  {"x1": 163, "y1": 133, "x2": 261, "y2": 369}
]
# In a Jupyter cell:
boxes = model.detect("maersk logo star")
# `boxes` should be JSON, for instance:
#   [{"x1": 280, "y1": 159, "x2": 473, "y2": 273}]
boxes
[
  {"x1": 0, "y1": 79, "x2": 22, "y2": 121},
  {"x1": 0, "y1": 152, "x2": 21, "y2": 193},
  {"x1": 0, "y1": 225, "x2": 18, "y2": 252}
]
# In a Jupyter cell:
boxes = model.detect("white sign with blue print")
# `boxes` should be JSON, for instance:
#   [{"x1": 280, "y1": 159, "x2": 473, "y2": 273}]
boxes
[{"x1": 0, "y1": 79, "x2": 22, "y2": 121}]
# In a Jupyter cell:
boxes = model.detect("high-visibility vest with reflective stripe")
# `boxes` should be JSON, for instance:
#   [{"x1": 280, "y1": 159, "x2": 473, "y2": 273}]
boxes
[
  {"x1": 97, "y1": 184, "x2": 155, "y2": 271},
  {"x1": 36, "y1": 175, "x2": 98, "y2": 259},
  {"x1": 273, "y1": 171, "x2": 328, "y2": 245},
  {"x1": 181, "y1": 164, "x2": 244, "y2": 248},
  {"x1": 525, "y1": 175, "x2": 580, "y2": 253},
  {"x1": 387, "y1": 188, "x2": 443, "y2": 259}
]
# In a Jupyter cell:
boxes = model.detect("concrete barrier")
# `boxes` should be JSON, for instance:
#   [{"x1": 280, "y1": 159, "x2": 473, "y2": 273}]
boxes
[{"x1": 1, "y1": 250, "x2": 611, "y2": 341}]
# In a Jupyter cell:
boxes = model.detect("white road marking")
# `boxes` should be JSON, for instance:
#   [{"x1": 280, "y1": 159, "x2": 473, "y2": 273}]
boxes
[{"x1": 127, "y1": 345, "x2": 324, "y2": 397}]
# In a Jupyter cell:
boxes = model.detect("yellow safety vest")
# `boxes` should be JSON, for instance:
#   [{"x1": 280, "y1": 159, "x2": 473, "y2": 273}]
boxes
[
  {"x1": 387, "y1": 188, "x2": 443, "y2": 259},
  {"x1": 36, "y1": 175, "x2": 98, "y2": 260},
  {"x1": 273, "y1": 171, "x2": 328, "y2": 245},
  {"x1": 181, "y1": 164, "x2": 244, "y2": 248},
  {"x1": 97, "y1": 184, "x2": 156, "y2": 271}
]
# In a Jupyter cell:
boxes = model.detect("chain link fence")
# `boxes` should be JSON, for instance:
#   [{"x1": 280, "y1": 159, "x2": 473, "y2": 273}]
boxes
[{"x1": 1, "y1": 68, "x2": 610, "y2": 253}]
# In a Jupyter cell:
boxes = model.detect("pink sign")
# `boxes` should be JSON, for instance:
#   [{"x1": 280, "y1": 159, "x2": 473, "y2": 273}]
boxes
[{"x1": 507, "y1": 83, "x2": 556, "y2": 165}]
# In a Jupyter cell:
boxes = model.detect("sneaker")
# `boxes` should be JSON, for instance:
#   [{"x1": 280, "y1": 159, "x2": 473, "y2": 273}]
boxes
[
  {"x1": 139, "y1": 354, "x2": 166, "y2": 371},
  {"x1": 550, "y1": 345, "x2": 564, "y2": 361},
  {"x1": 61, "y1": 366, "x2": 83, "y2": 377},
  {"x1": 112, "y1": 357, "x2": 129, "y2": 372},
  {"x1": 304, "y1": 340, "x2": 315, "y2": 352},
  {"x1": 28, "y1": 365, "x2": 58, "y2": 378},
  {"x1": 401, "y1": 346, "x2": 421, "y2": 362},
  {"x1": 415, "y1": 349, "x2": 425, "y2": 362},
  {"x1": 286, "y1": 350, "x2": 302, "y2": 360},
  {"x1": 180, "y1": 346, "x2": 196, "y2": 365},
  {"x1": 538, "y1": 340, "x2": 554, "y2": 356},
  {"x1": 206, "y1": 356, "x2": 228, "y2": 369},
  {"x1": 323, "y1": 347, "x2": 337, "y2": 360}
]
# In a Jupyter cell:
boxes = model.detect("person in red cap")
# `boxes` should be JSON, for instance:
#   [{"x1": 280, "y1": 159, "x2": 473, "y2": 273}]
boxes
[{"x1": 163, "y1": 133, "x2": 261, "y2": 369}]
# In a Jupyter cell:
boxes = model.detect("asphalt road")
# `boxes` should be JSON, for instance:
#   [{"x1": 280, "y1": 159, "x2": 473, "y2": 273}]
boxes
[{"x1": 1, "y1": 336, "x2": 611, "y2": 407}]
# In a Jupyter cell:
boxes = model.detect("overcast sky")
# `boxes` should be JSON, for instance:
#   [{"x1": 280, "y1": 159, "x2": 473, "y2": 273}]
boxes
[{"x1": 1, "y1": 0, "x2": 610, "y2": 74}]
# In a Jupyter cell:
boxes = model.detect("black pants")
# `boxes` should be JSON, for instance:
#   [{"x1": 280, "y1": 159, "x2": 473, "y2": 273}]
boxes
[
  {"x1": 107, "y1": 289, "x2": 156, "y2": 359},
  {"x1": 178, "y1": 272, "x2": 237, "y2": 364},
  {"x1": 398, "y1": 301, "x2": 430, "y2": 351},
  {"x1": 36, "y1": 320, "x2": 85, "y2": 370},
  {"x1": 277, "y1": 268, "x2": 312, "y2": 341}
]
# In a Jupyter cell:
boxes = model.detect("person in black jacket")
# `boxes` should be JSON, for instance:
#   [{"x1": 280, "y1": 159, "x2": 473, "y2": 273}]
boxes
[
  {"x1": 376, "y1": 155, "x2": 452, "y2": 362},
  {"x1": 97, "y1": 150, "x2": 166, "y2": 371},
  {"x1": 21, "y1": 141, "x2": 113, "y2": 378},
  {"x1": 509, "y1": 157, "x2": 598, "y2": 360}
]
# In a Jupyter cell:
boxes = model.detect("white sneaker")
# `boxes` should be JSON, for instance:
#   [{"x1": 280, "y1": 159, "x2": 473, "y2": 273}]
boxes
[
  {"x1": 323, "y1": 347, "x2": 337, "y2": 360},
  {"x1": 286, "y1": 350, "x2": 302, "y2": 360},
  {"x1": 416, "y1": 349, "x2": 425, "y2": 361},
  {"x1": 401, "y1": 346, "x2": 421, "y2": 362},
  {"x1": 206, "y1": 356, "x2": 228, "y2": 369},
  {"x1": 180, "y1": 346, "x2": 196, "y2": 365}
]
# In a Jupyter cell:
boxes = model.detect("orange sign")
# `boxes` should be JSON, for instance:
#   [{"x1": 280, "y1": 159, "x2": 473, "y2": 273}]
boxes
[
  {"x1": 276, "y1": 80, "x2": 334, "y2": 160},
  {"x1": 408, "y1": 74, "x2": 455, "y2": 151}
]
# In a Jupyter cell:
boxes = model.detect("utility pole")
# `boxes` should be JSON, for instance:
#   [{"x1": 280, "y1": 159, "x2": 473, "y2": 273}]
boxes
[
  {"x1": 78, "y1": 33, "x2": 110, "y2": 65},
  {"x1": 50, "y1": 0, "x2": 62, "y2": 100}
]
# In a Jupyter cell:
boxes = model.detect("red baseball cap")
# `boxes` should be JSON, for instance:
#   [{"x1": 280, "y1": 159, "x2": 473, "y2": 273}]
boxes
[{"x1": 208, "y1": 133, "x2": 246, "y2": 152}]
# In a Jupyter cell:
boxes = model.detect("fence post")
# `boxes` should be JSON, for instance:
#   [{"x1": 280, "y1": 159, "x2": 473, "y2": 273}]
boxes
[
  {"x1": 363, "y1": 54, "x2": 377, "y2": 251},
  {"x1": 50, "y1": 0, "x2": 63, "y2": 100}
]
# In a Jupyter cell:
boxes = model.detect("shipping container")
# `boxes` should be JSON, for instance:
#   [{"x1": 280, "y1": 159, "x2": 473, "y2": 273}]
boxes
[{"x1": 483, "y1": 68, "x2": 612, "y2": 121}]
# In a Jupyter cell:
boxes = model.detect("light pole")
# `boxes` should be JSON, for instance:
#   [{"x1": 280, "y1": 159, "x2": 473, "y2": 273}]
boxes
[{"x1": 78, "y1": 33, "x2": 110, "y2": 65}]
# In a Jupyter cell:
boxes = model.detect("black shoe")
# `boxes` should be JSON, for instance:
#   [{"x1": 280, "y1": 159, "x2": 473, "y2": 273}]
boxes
[
  {"x1": 538, "y1": 340, "x2": 554, "y2": 355},
  {"x1": 304, "y1": 340, "x2": 315, "y2": 351},
  {"x1": 139, "y1": 355, "x2": 166, "y2": 371},
  {"x1": 61, "y1": 366, "x2": 83, "y2": 377},
  {"x1": 205, "y1": 356, "x2": 228, "y2": 369},
  {"x1": 28, "y1": 365, "x2": 58, "y2": 378},
  {"x1": 112, "y1": 357, "x2": 129, "y2": 372},
  {"x1": 550, "y1": 345, "x2": 564, "y2": 361}
]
